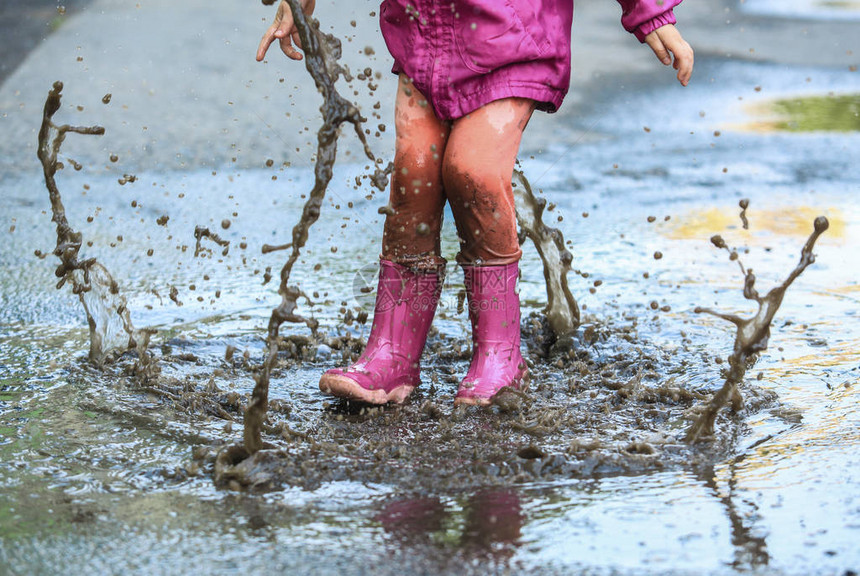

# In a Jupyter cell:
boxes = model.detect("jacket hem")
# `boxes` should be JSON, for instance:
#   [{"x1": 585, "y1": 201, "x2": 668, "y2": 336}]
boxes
[{"x1": 437, "y1": 81, "x2": 566, "y2": 121}]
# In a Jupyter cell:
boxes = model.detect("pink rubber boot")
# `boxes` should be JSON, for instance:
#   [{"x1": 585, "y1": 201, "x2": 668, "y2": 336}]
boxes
[
  {"x1": 455, "y1": 262, "x2": 527, "y2": 406},
  {"x1": 319, "y1": 259, "x2": 443, "y2": 404}
]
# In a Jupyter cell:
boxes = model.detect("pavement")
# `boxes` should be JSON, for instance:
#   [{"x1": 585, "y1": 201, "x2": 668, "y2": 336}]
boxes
[
  {"x1": 0, "y1": 0, "x2": 857, "y2": 175},
  {"x1": 0, "y1": 0, "x2": 93, "y2": 85}
]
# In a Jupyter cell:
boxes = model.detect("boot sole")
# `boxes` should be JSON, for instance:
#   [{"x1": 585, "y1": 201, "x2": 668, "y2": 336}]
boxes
[
  {"x1": 319, "y1": 373, "x2": 415, "y2": 405},
  {"x1": 453, "y1": 395, "x2": 492, "y2": 407},
  {"x1": 454, "y1": 371, "x2": 529, "y2": 407}
]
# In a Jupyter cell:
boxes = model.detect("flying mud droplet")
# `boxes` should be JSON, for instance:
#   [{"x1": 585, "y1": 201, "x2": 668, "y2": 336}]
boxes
[
  {"x1": 169, "y1": 285, "x2": 183, "y2": 307},
  {"x1": 739, "y1": 198, "x2": 750, "y2": 230},
  {"x1": 194, "y1": 226, "x2": 230, "y2": 257},
  {"x1": 686, "y1": 216, "x2": 829, "y2": 442},
  {"x1": 102, "y1": 93, "x2": 112, "y2": 104}
]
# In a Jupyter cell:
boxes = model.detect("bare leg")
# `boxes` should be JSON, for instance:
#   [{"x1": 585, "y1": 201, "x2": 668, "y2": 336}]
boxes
[
  {"x1": 382, "y1": 75, "x2": 451, "y2": 271},
  {"x1": 442, "y1": 98, "x2": 534, "y2": 265}
]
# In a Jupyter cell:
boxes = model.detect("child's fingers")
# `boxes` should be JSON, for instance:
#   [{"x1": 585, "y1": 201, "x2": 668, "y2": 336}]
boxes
[
  {"x1": 665, "y1": 40, "x2": 693, "y2": 86},
  {"x1": 674, "y1": 51, "x2": 693, "y2": 86},
  {"x1": 257, "y1": 0, "x2": 303, "y2": 62},
  {"x1": 256, "y1": 26, "x2": 279, "y2": 61},
  {"x1": 645, "y1": 34, "x2": 672, "y2": 66},
  {"x1": 279, "y1": 33, "x2": 303, "y2": 60},
  {"x1": 678, "y1": 45, "x2": 694, "y2": 85},
  {"x1": 655, "y1": 26, "x2": 694, "y2": 86},
  {"x1": 291, "y1": 29, "x2": 303, "y2": 51}
]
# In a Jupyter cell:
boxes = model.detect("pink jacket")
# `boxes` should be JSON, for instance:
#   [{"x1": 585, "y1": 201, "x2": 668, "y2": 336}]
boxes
[{"x1": 380, "y1": 0, "x2": 682, "y2": 119}]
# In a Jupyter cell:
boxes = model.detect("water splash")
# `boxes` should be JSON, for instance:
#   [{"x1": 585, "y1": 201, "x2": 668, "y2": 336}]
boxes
[
  {"x1": 240, "y1": 0, "x2": 391, "y2": 455},
  {"x1": 686, "y1": 213, "x2": 829, "y2": 442},
  {"x1": 193, "y1": 226, "x2": 230, "y2": 257},
  {"x1": 36, "y1": 81, "x2": 154, "y2": 370},
  {"x1": 512, "y1": 170, "x2": 580, "y2": 339}
]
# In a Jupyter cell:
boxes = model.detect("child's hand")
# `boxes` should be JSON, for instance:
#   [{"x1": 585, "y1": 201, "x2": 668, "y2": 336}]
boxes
[
  {"x1": 644, "y1": 24, "x2": 694, "y2": 86},
  {"x1": 256, "y1": 0, "x2": 316, "y2": 62}
]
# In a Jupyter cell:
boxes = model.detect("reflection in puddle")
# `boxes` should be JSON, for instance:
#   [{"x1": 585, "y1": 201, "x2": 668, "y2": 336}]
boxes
[
  {"x1": 376, "y1": 489, "x2": 523, "y2": 566},
  {"x1": 699, "y1": 461, "x2": 770, "y2": 570},
  {"x1": 664, "y1": 205, "x2": 847, "y2": 242},
  {"x1": 741, "y1": 93, "x2": 860, "y2": 133},
  {"x1": 740, "y1": 0, "x2": 860, "y2": 19}
]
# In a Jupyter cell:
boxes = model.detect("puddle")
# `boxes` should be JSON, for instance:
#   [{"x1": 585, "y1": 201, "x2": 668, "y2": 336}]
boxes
[
  {"x1": 664, "y1": 205, "x2": 848, "y2": 242},
  {"x1": 741, "y1": 93, "x2": 860, "y2": 133},
  {"x1": 739, "y1": 0, "x2": 860, "y2": 20},
  {"x1": 0, "y1": 22, "x2": 859, "y2": 576}
]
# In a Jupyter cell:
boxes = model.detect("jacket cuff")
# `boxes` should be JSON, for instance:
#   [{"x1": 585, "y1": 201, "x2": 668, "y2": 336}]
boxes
[{"x1": 633, "y1": 9, "x2": 676, "y2": 42}]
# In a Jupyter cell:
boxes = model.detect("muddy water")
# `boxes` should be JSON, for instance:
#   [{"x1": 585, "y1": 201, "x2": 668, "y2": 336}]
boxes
[
  {"x1": 240, "y1": 0, "x2": 391, "y2": 456},
  {"x1": 2, "y1": 18, "x2": 860, "y2": 576}
]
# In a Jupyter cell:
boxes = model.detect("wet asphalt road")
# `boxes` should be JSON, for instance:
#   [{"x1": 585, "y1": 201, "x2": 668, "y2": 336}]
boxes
[
  {"x1": 0, "y1": 0, "x2": 857, "y2": 176},
  {"x1": 0, "y1": 0, "x2": 93, "y2": 86}
]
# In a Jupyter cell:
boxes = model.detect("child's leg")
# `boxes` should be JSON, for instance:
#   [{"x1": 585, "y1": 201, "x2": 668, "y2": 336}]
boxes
[
  {"x1": 442, "y1": 98, "x2": 533, "y2": 266},
  {"x1": 441, "y1": 98, "x2": 534, "y2": 405},
  {"x1": 318, "y1": 78, "x2": 450, "y2": 405},
  {"x1": 382, "y1": 76, "x2": 450, "y2": 271}
]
